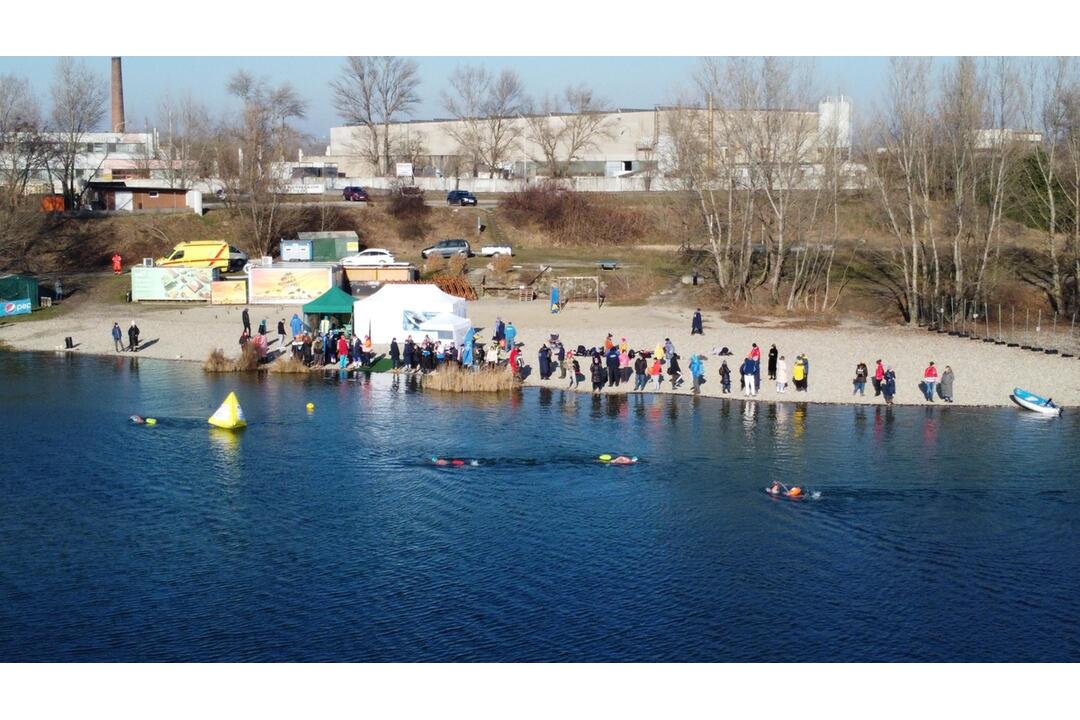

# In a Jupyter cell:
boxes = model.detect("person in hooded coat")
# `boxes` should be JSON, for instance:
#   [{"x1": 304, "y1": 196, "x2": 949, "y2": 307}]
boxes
[
  {"x1": 691, "y1": 309, "x2": 704, "y2": 335},
  {"x1": 767, "y1": 344, "x2": 778, "y2": 380},
  {"x1": 538, "y1": 344, "x2": 551, "y2": 380},
  {"x1": 883, "y1": 367, "x2": 897, "y2": 405},
  {"x1": 667, "y1": 353, "x2": 683, "y2": 388},
  {"x1": 605, "y1": 345, "x2": 621, "y2": 387},
  {"x1": 720, "y1": 360, "x2": 731, "y2": 393},
  {"x1": 390, "y1": 338, "x2": 401, "y2": 369},
  {"x1": 591, "y1": 356, "x2": 607, "y2": 393},
  {"x1": 939, "y1": 365, "x2": 955, "y2": 402},
  {"x1": 689, "y1": 354, "x2": 705, "y2": 394},
  {"x1": 403, "y1": 337, "x2": 414, "y2": 370},
  {"x1": 290, "y1": 313, "x2": 303, "y2": 339}
]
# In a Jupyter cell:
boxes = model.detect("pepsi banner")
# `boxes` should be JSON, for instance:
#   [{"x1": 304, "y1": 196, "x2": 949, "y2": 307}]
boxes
[{"x1": 1, "y1": 298, "x2": 31, "y2": 317}]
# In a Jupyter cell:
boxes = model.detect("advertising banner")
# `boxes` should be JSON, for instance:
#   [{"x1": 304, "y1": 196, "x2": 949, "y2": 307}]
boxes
[
  {"x1": 211, "y1": 280, "x2": 248, "y2": 305},
  {"x1": 0, "y1": 298, "x2": 32, "y2": 317},
  {"x1": 248, "y1": 267, "x2": 333, "y2": 305},
  {"x1": 131, "y1": 267, "x2": 214, "y2": 301}
]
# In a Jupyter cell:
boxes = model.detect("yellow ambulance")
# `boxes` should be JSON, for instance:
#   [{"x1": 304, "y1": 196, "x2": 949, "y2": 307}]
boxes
[{"x1": 156, "y1": 241, "x2": 248, "y2": 272}]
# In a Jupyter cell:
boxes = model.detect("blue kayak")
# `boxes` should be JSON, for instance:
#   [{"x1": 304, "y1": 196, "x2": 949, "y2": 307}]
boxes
[{"x1": 1011, "y1": 388, "x2": 1061, "y2": 416}]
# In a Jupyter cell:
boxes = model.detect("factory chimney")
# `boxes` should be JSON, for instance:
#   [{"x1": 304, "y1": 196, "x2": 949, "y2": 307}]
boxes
[{"x1": 111, "y1": 57, "x2": 125, "y2": 133}]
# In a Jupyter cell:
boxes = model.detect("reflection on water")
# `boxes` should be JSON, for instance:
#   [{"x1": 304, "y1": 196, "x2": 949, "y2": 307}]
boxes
[{"x1": 1, "y1": 351, "x2": 1079, "y2": 662}]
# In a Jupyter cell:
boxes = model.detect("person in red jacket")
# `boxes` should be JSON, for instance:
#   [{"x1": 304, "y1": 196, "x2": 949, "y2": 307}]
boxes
[
  {"x1": 508, "y1": 345, "x2": 521, "y2": 377},
  {"x1": 922, "y1": 361, "x2": 939, "y2": 402},
  {"x1": 873, "y1": 359, "x2": 885, "y2": 396},
  {"x1": 111, "y1": 252, "x2": 123, "y2": 275},
  {"x1": 336, "y1": 334, "x2": 349, "y2": 364}
]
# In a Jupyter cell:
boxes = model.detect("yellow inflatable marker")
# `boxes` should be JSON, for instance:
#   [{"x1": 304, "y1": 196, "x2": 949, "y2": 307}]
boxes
[
  {"x1": 306, "y1": 402, "x2": 315, "y2": 412},
  {"x1": 208, "y1": 391, "x2": 247, "y2": 430},
  {"x1": 145, "y1": 418, "x2": 157, "y2": 426},
  {"x1": 598, "y1": 454, "x2": 612, "y2": 462}
]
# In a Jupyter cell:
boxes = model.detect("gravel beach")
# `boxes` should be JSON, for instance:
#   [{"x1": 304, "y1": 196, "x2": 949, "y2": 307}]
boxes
[{"x1": 3, "y1": 294, "x2": 1078, "y2": 408}]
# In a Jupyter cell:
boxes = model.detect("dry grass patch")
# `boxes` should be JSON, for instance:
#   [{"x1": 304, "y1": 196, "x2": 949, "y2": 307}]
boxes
[
  {"x1": 267, "y1": 355, "x2": 314, "y2": 373},
  {"x1": 203, "y1": 345, "x2": 261, "y2": 372},
  {"x1": 420, "y1": 364, "x2": 520, "y2": 393}
]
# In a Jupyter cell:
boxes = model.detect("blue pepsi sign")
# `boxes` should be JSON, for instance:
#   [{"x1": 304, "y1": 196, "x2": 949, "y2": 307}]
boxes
[{"x1": 0, "y1": 298, "x2": 32, "y2": 317}]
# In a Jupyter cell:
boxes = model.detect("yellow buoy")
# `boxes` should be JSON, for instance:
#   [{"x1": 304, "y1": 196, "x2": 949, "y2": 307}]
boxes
[
  {"x1": 208, "y1": 391, "x2": 246, "y2": 430},
  {"x1": 145, "y1": 418, "x2": 157, "y2": 425},
  {"x1": 306, "y1": 402, "x2": 315, "y2": 412},
  {"x1": 598, "y1": 454, "x2": 612, "y2": 462}
]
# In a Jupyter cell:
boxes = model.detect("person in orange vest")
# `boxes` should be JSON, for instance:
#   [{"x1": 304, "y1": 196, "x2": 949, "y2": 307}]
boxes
[{"x1": 111, "y1": 252, "x2": 123, "y2": 275}]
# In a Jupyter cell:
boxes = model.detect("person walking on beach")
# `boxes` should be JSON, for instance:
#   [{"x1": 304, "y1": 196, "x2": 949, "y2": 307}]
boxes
[
  {"x1": 242, "y1": 307, "x2": 251, "y2": 336},
  {"x1": 940, "y1": 365, "x2": 955, "y2": 403},
  {"x1": 854, "y1": 362, "x2": 869, "y2": 396},
  {"x1": 111, "y1": 322, "x2": 123, "y2": 352},
  {"x1": 691, "y1": 309, "x2": 704, "y2": 335},
  {"x1": 768, "y1": 344, "x2": 778, "y2": 381},
  {"x1": 689, "y1": 354, "x2": 705, "y2": 394},
  {"x1": 776, "y1": 355, "x2": 788, "y2": 393},
  {"x1": 127, "y1": 321, "x2": 140, "y2": 352},
  {"x1": 873, "y1": 359, "x2": 885, "y2": 397},
  {"x1": 276, "y1": 319, "x2": 287, "y2": 348},
  {"x1": 720, "y1": 360, "x2": 731, "y2": 393},
  {"x1": 922, "y1": 361, "x2": 938, "y2": 402},
  {"x1": 883, "y1": 367, "x2": 897, "y2": 405},
  {"x1": 668, "y1": 353, "x2": 683, "y2": 389}
]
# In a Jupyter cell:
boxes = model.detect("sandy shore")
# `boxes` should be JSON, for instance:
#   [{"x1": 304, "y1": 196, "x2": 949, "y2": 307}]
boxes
[{"x1": 3, "y1": 291, "x2": 1078, "y2": 408}]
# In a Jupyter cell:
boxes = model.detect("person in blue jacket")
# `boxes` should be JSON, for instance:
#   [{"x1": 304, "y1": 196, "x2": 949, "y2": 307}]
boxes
[{"x1": 689, "y1": 354, "x2": 705, "y2": 394}]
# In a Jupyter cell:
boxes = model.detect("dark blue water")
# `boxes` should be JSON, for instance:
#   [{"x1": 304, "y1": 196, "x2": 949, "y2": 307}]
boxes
[{"x1": 1, "y1": 352, "x2": 1078, "y2": 662}]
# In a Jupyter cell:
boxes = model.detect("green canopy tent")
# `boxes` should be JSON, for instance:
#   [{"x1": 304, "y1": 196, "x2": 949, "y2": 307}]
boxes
[{"x1": 302, "y1": 287, "x2": 355, "y2": 336}]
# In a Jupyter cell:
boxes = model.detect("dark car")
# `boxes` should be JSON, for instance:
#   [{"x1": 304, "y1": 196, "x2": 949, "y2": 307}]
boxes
[
  {"x1": 447, "y1": 189, "x2": 477, "y2": 206},
  {"x1": 342, "y1": 186, "x2": 369, "y2": 202},
  {"x1": 421, "y1": 239, "x2": 473, "y2": 259}
]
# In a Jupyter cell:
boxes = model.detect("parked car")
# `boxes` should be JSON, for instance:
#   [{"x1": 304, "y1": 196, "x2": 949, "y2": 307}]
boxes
[
  {"x1": 341, "y1": 248, "x2": 396, "y2": 266},
  {"x1": 342, "y1": 186, "x2": 370, "y2": 202},
  {"x1": 480, "y1": 244, "x2": 513, "y2": 257},
  {"x1": 447, "y1": 190, "x2": 477, "y2": 206},
  {"x1": 421, "y1": 239, "x2": 473, "y2": 259}
]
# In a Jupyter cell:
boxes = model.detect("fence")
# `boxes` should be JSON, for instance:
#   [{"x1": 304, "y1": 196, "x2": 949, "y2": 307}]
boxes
[{"x1": 924, "y1": 300, "x2": 1080, "y2": 358}]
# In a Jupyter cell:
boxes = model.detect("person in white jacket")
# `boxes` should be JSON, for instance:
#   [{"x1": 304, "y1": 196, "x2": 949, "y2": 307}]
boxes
[{"x1": 776, "y1": 355, "x2": 788, "y2": 393}]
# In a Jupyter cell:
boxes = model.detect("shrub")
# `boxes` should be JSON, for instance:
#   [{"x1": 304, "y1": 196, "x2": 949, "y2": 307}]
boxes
[
  {"x1": 501, "y1": 180, "x2": 648, "y2": 246},
  {"x1": 202, "y1": 344, "x2": 261, "y2": 373},
  {"x1": 423, "y1": 255, "x2": 447, "y2": 275},
  {"x1": 446, "y1": 254, "x2": 468, "y2": 276},
  {"x1": 491, "y1": 253, "x2": 514, "y2": 275}
]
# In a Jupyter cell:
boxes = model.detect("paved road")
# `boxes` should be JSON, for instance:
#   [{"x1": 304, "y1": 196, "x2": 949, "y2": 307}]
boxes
[{"x1": 202, "y1": 198, "x2": 500, "y2": 211}]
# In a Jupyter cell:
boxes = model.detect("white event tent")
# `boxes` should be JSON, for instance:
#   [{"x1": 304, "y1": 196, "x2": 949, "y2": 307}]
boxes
[{"x1": 352, "y1": 284, "x2": 469, "y2": 344}]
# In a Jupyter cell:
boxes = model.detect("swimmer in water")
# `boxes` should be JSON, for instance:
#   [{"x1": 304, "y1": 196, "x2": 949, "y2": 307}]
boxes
[
  {"x1": 130, "y1": 415, "x2": 145, "y2": 425},
  {"x1": 610, "y1": 456, "x2": 638, "y2": 465}
]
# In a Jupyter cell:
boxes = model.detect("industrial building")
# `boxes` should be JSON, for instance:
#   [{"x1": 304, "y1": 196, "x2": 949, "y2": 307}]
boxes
[{"x1": 318, "y1": 97, "x2": 854, "y2": 180}]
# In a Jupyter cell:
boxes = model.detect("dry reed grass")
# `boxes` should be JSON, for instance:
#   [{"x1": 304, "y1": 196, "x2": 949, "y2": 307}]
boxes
[
  {"x1": 267, "y1": 355, "x2": 314, "y2": 373},
  {"x1": 202, "y1": 344, "x2": 261, "y2": 373},
  {"x1": 419, "y1": 363, "x2": 520, "y2": 393}
]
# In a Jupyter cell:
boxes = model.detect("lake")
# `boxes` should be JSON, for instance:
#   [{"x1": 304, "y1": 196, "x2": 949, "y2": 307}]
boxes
[{"x1": 1, "y1": 351, "x2": 1078, "y2": 661}]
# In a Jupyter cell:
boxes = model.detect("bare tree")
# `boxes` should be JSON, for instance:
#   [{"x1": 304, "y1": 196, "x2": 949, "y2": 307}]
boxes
[
  {"x1": 443, "y1": 65, "x2": 526, "y2": 178},
  {"x1": 0, "y1": 73, "x2": 52, "y2": 210},
  {"x1": 699, "y1": 57, "x2": 821, "y2": 303},
  {"x1": 864, "y1": 57, "x2": 937, "y2": 323},
  {"x1": 525, "y1": 85, "x2": 614, "y2": 177},
  {"x1": 1016, "y1": 57, "x2": 1072, "y2": 313},
  {"x1": 223, "y1": 70, "x2": 308, "y2": 257},
  {"x1": 331, "y1": 56, "x2": 421, "y2": 176},
  {"x1": 49, "y1": 58, "x2": 107, "y2": 209},
  {"x1": 156, "y1": 91, "x2": 213, "y2": 189}
]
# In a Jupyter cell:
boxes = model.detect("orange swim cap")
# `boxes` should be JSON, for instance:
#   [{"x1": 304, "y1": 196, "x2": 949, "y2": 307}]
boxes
[{"x1": 789, "y1": 487, "x2": 802, "y2": 496}]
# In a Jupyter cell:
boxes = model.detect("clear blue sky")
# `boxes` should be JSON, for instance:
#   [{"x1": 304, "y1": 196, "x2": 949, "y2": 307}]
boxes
[{"x1": 0, "y1": 56, "x2": 893, "y2": 140}]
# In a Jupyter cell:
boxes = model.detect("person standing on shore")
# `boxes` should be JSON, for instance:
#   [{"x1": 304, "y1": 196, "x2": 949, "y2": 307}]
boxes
[
  {"x1": 619, "y1": 346, "x2": 631, "y2": 383},
  {"x1": 873, "y1": 359, "x2": 885, "y2": 397},
  {"x1": 802, "y1": 354, "x2": 810, "y2": 390},
  {"x1": 504, "y1": 321, "x2": 517, "y2": 349},
  {"x1": 741, "y1": 355, "x2": 756, "y2": 396},
  {"x1": 940, "y1": 365, "x2": 955, "y2": 403},
  {"x1": 111, "y1": 322, "x2": 123, "y2": 352},
  {"x1": 290, "y1": 313, "x2": 302, "y2": 340},
  {"x1": 883, "y1": 367, "x2": 897, "y2": 405},
  {"x1": 854, "y1": 362, "x2": 869, "y2": 396},
  {"x1": 276, "y1": 319, "x2": 287, "y2": 348},
  {"x1": 127, "y1": 321, "x2": 140, "y2": 352},
  {"x1": 634, "y1": 352, "x2": 648, "y2": 391},
  {"x1": 776, "y1": 355, "x2": 788, "y2": 393},
  {"x1": 922, "y1": 361, "x2": 938, "y2": 402},
  {"x1": 689, "y1": 354, "x2": 705, "y2": 394},
  {"x1": 556, "y1": 341, "x2": 567, "y2": 380},
  {"x1": 605, "y1": 344, "x2": 620, "y2": 387},
  {"x1": 54, "y1": 279, "x2": 63, "y2": 303},
  {"x1": 720, "y1": 360, "x2": 731, "y2": 393},
  {"x1": 768, "y1": 344, "x2": 778, "y2": 381},
  {"x1": 568, "y1": 352, "x2": 581, "y2": 389},
  {"x1": 649, "y1": 356, "x2": 663, "y2": 390},
  {"x1": 242, "y1": 307, "x2": 251, "y2": 336},
  {"x1": 792, "y1": 355, "x2": 806, "y2": 391},
  {"x1": 691, "y1": 309, "x2": 703, "y2": 335},
  {"x1": 591, "y1": 356, "x2": 606, "y2": 393},
  {"x1": 665, "y1": 338, "x2": 676, "y2": 361},
  {"x1": 538, "y1": 343, "x2": 551, "y2": 380}
]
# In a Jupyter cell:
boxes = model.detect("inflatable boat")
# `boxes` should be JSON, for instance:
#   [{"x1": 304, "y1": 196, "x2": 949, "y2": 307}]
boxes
[{"x1": 1010, "y1": 388, "x2": 1062, "y2": 417}]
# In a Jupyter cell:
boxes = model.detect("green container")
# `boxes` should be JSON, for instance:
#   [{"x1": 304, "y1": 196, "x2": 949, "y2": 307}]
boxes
[{"x1": 0, "y1": 274, "x2": 40, "y2": 308}]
